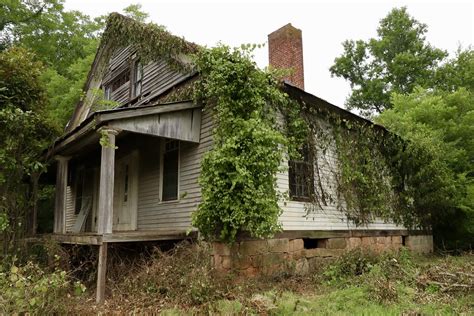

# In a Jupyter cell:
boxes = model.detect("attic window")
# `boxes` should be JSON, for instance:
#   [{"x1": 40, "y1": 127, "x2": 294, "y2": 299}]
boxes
[
  {"x1": 289, "y1": 144, "x2": 314, "y2": 201},
  {"x1": 104, "y1": 70, "x2": 130, "y2": 100},
  {"x1": 131, "y1": 59, "x2": 143, "y2": 99}
]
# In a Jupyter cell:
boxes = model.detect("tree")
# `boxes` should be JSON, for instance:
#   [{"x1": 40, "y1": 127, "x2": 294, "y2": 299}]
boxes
[
  {"x1": 377, "y1": 86, "x2": 474, "y2": 249},
  {"x1": 0, "y1": 47, "x2": 56, "y2": 253},
  {"x1": 330, "y1": 7, "x2": 446, "y2": 116},
  {"x1": 123, "y1": 4, "x2": 149, "y2": 23},
  {"x1": 1, "y1": 0, "x2": 103, "y2": 74}
]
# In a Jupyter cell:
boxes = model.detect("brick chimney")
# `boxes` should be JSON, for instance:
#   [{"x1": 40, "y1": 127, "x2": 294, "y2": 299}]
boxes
[{"x1": 268, "y1": 23, "x2": 305, "y2": 90}]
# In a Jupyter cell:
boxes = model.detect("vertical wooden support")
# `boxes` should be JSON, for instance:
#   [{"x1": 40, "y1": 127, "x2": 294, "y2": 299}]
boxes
[
  {"x1": 97, "y1": 127, "x2": 120, "y2": 235},
  {"x1": 96, "y1": 242, "x2": 108, "y2": 303},
  {"x1": 95, "y1": 127, "x2": 119, "y2": 304},
  {"x1": 54, "y1": 156, "x2": 70, "y2": 234}
]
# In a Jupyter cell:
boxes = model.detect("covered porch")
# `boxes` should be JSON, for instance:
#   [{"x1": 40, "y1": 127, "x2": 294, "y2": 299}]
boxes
[{"x1": 46, "y1": 100, "x2": 203, "y2": 302}]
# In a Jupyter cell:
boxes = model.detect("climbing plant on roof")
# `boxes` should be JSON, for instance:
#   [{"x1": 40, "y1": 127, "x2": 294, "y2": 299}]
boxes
[
  {"x1": 98, "y1": 13, "x2": 453, "y2": 243},
  {"x1": 101, "y1": 13, "x2": 198, "y2": 71}
]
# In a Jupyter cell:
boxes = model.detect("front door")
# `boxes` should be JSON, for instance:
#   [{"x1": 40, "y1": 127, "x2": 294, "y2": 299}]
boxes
[{"x1": 113, "y1": 150, "x2": 139, "y2": 231}]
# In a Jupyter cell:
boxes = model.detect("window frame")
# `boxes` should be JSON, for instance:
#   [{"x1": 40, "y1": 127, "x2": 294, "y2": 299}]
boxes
[
  {"x1": 288, "y1": 143, "x2": 315, "y2": 202},
  {"x1": 102, "y1": 68, "x2": 130, "y2": 100},
  {"x1": 159, "y1": 139, "x2": 180, "y2": 203},
  {"x1": 130, "y1": 58, "x2": 143, "y2": 100}
]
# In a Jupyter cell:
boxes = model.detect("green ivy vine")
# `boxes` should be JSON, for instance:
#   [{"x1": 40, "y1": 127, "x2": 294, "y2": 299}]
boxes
[
  {"x1": 190, "y1": 45, "x2": 297, "y2": 242},
  {"x1": 98, "y1": 14, "x2": 442, "y2": 243},
  {"x1": 101, "y1": 13, "x2": 198, "y2": 71}
]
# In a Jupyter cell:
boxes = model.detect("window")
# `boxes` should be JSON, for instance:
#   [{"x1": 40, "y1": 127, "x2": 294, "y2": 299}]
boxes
[
  {"x1": 103, "y1": 70, "x2": 130, "y2": 100},
  {"x1": 104, "y1": 85, "x2": 112, "y2": 100},
  {"x1": 289, "y1": 144, "x2": 314, "y2": 201},
  {"x1": 131, "y1": 59, "x2": 143, "y2": 98},
  {"x1": 74, "y1": 168, "x2": 85, "y2": 214},
  {"x1": 162, "y1": 140, "x2": 179, "y2": 201}
]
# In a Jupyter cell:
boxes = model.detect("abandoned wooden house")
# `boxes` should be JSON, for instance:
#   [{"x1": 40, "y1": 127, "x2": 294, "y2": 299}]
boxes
[{"x1": 44, "y1": 15, "x2": 433, "y2": 302}]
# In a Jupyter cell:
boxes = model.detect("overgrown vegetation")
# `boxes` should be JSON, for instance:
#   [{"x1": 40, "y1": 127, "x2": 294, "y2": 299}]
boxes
[
  {"x1": 0, "y1": 240, "x2": 86, "y2": 314},
  {"x1": 331, "y1": 7, "x2": 473, "y2": 248},
  {"x1": 191, "y1": 45, "x2": 295, "y2": 242},
  {"x1": 27, "y1": 241, "x2": 472, "y2": 314},
  {"x1": 0, "y1": 47, "x2": 56, "y2": 254}
]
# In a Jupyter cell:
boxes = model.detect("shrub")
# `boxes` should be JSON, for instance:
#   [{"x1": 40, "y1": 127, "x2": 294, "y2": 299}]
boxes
[
  {"x1": 0, "y1": 261, "x2": 78, "y2": 314},
  {"x1": 323, "y1": 248, "x2": 379, "y2": 282}
]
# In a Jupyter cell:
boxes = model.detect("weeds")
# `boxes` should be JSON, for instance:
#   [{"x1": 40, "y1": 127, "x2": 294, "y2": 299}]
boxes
[{"x1": 4, "y1": 240, "x2": 472, "y2": 314}]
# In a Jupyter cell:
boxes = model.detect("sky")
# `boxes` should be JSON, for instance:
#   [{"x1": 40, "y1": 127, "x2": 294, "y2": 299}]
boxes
[{"x1": 64, "y1": 0, "x2": 473, "y2": 108}]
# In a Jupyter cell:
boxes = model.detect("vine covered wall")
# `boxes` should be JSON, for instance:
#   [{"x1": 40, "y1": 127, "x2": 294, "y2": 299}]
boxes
[{"x1": 93, "y1": 14, "x2": 446, "y2": 243}]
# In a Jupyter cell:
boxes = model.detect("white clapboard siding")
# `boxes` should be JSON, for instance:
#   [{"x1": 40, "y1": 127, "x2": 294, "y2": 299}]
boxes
[
  {"x1": 137, "y1": 108, "x2": 214, "y2": 230},
  {"x1": 278, "y1": 117, "x2": 403, "y2": 231},
  {"x1": 135, "y1": 107, "x2": 402, "y2": 232}
]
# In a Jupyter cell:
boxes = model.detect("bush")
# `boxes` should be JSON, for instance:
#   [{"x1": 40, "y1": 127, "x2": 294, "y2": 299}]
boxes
[
  {"x1": 0, "y1": 261, "x2": 81, "y2": 314},
  {"x1": 324, "y1": 248, "x2": 379, "y2": 282}
]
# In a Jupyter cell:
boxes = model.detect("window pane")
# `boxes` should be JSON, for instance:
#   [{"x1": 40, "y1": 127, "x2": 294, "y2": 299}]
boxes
[{"x1": 162, "y1": 141, "x2": 179, "y2": 201}]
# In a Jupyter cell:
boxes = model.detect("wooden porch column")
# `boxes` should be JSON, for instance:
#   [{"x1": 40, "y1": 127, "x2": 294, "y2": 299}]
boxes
[
  {"x1": 97, "y1": 127, "x2": 120, "y2": 235},
  {"x1": 53, "y1": 156, "x2": 70, "y2": 234},
  {"x1": 96, "y1": 127, "x2": 119, "y2": 304}
]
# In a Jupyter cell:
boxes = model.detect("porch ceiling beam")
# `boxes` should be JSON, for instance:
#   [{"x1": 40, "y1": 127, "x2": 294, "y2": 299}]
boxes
[
  {"x1": 49, "y1": 101, "x2": 202, "y2": 156},
  {"x1": 97, "y1": 101, "x2": 199, "y2": 122},
  {"x1": 108, "y1": 107, "x2": 202, "y2": 143}
]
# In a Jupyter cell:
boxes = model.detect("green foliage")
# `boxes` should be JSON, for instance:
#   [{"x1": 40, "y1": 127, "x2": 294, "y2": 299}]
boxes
[
  {"x1": 0, "y1": 47, "x2": 55, "y2": 252},
  {"x1": 333, "y1": 124, "x2": 397, "y2": 225},
  {"x1": 324, "y1": 248, "x2": 380, "y2": 282},
  {"x1": 1, "y1": 0, "x2": 103, "y2": 74},
  {"x1": 330, "y1": 7, "x2": 446, "y2": 116},
  {"x1": 123, "y1": 3, "x2": 149, "y2": 23},
  {"x1": 378, "y1": 87, "x2": 474, "y2": 248},
  {"x1": 191, "y1": 45, "x2": 290, "y2": 242},
  {"x1": 0, "y1": 261, "x2": 73, "y2": 314},
  {"x1": 434, "y1": 48, "x2": 474, "y2": 92},
  {"x1": 101, "y1": 12, "x2": 197, "y2": 71}
]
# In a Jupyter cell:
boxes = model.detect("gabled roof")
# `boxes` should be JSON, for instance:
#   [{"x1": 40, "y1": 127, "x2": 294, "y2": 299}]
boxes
[
  {"x1": 66, "y1": 13, "x2": 197, "y2": 133},
  {"x1": 283, "y1": 82, "x2": 388, "y2": 132}
]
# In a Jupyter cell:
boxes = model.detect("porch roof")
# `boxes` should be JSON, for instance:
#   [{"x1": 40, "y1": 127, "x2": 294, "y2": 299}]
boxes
[{"x1": 46, "y1": 100, "x2": 202, "y2": 158}]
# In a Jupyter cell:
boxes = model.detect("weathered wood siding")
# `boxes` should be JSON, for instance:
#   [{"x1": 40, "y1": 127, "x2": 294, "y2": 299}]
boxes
[
  {"x1": 136, "y1": 107, "x2": 214, "y2": 230},
  {"x1": 101, "y1": 46, "x2": 190, "y2": 107},
  {"x1": 277, "y1": 118, "x2": 402, "y2": 231},
  {"x1": 65, "y1": 186, "x2": 76, "y2": 232}
]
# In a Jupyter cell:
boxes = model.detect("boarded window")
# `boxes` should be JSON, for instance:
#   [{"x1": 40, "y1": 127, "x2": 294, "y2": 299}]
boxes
[
  {"x1": 162, "y1": 140, "x2": 179, "y2": 201},
  {"x1": 289, "y1": 144, "x2": 314, "y2": 201},
  {"x1": 131, "y1": 59, "x2": 143, "y2": 98}
]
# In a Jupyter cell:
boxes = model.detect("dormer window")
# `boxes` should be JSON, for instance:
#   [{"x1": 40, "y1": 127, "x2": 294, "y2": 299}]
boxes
[{"x1": 131, "y1": 59, "x2": 143, "y2": 99}]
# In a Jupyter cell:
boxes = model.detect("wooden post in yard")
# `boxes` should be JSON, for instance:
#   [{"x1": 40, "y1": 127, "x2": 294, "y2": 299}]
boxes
[
  {"x1": 96, "y1": 242, "x2": 108, "y2": 303},
  {"x1": 96, "y1": 127, "x2": 119, "y2": 303}
]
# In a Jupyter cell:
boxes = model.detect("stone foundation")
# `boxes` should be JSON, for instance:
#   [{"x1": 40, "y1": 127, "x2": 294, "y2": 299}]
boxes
[{"x1": 212, "y1": 234, "x2": 433, "y2": 276}]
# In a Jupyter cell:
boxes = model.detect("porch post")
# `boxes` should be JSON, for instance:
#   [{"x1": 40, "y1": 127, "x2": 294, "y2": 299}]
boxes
[
  {"x1": 96, "y1": 127, "x2": 119, "y2": 304},
  {"x1": 54, "y1": 156, "x2": 70, "y2": 234},
  {"x1": 97, "y1": 127, "x2": 120, "y2": 235}
]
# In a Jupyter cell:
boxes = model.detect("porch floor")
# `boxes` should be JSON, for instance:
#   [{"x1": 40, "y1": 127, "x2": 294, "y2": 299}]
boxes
[{"x1": 50, "y1": 230, "x2": 197, "y2": 245}]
